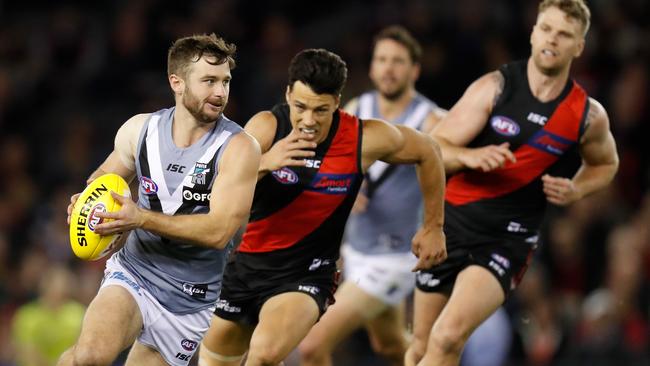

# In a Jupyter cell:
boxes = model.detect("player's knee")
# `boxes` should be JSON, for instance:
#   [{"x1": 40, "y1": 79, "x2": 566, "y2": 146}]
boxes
[
  {"x1": 247, "y1": 342, "x2": 285, "y2": 366},
  {"x1": 298, "y1": 339, "x2": 327, "y2": 364},
  {"x1": 406, "y1": 337, "x2": 427, "y2": 364},
  {"x1": 429, "y1": 326, "x2": 467, "y2": 356},
  {"x1": 72, "y1": 343, "x2": 114, "y2": 366},
  {"x1": 247, "y1": 351, "x2": 283, "y2": 366}
]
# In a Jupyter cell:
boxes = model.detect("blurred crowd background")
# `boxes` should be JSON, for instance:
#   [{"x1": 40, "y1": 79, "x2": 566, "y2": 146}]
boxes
[{"x1": 0, "y1": 0, "x2": 648, "y2": 365}]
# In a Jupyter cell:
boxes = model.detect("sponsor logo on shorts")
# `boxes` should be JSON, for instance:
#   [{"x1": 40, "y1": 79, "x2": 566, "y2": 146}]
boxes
[
  {"x1": 526, "y1": 235, "x2": 539, "y2": 244},
  {"x1": 386, "y1": 284, "x2": 399, "y2": 296},
  {"x1": 490, "y1": 116, "x2": 520, "y2": 136},
  {"x1": 87, "y1": 203, "x2": 106, "y2": 232},
  {"x1": 175, "y1": 352, "x2": 191, "y2": 361},
  {"x1": 416, "y1": 272, "x2": 440, "y2": 288},
  {"x1": 182, "y1": 283, "x2": 207, "y2": 299},
  {"x1": 140, "y1": 176, "x2": 158, "y2": 194},
  {"x1": 107, "y1": 271, "x2": 141, "y2": 292},
  {"x1": 491, "y1": 253, "x2": 510, "y2": 269},
  {"x1": 507, "y1": 221, "x2": 528, "y2": 233},
  {"x1": 308, "y1": 258, "x2": 331, "y2": 271},
  {"x1": 180, "y1": 339, "x2": 198, "y2": 351},
  {"x1": 298, "y1": 285, "x2": 320, "y2": 295},
  {"x1": 215, "y1": 299, "x2": 241, "y2": 313},
  {"x1": 488, "y1": 260, "x2": 506, "y2": 277},
  {"x1": 271, "y1": 167, "x2": 299, "y2": 184}
]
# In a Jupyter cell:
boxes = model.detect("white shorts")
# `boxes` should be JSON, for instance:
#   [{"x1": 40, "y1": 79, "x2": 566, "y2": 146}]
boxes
[
  {"x1": 101, "y1": 255, "x2": 214, "y2": 366},
  {"x1": 341, "y1": 245, "x2": 417, "y2": 306}
]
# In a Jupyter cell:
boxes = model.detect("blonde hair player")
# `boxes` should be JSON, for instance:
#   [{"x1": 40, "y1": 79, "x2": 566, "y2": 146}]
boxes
[{"x1": 406, "y1": 1, "x2": 619, "y2": 365}]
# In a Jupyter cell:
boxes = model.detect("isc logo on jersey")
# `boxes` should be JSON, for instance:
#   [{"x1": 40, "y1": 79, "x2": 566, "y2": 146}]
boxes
[
  {"x1": 527, "y1": 112, "x2": 548, "y2": 126},
  {"x1": 490, "y1": 116, "x2": 520, "y2": 136},
  {"x1": 304, "y1": 159, "x2": 321, "y2": 168},
  {"x1": 69, "y1": 174, "x2": 130, "y2": 261}
]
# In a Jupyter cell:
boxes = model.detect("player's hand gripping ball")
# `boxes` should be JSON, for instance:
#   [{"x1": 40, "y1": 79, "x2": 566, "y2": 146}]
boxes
[{"x1": 69, "y1": 173, "x2": 130, "y2": 260}]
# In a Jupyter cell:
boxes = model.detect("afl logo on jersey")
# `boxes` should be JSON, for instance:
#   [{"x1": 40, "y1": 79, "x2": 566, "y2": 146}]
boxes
[
  {"x1": 271, "y1": 167, "x2": 299, "y2": 184},
  {"x1": 490, "y1": 116, "x2": 520, "y2": 137},
  {"x1": 140, "y1": 176, "x2": 158, "y2": 194}
]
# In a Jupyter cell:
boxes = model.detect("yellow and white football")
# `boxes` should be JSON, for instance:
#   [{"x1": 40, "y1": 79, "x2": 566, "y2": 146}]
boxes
[{"x1": 69, "y1": 173, "x2": 130, "y2": 260}]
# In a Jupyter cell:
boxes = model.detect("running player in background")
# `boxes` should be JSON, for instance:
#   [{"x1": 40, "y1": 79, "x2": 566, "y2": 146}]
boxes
[
  {"x1": 406, "y1": 1, "x2": 619, "y2": 365},
  {"x1": 299, "y1": 25, "x2": 445, "y2": 366},
  {"x1": 199, "y1": 48, "x2": 446, "y2": 366},
  {"x1": 58, "y1": 34, "x2": 260, "y2": 366}
]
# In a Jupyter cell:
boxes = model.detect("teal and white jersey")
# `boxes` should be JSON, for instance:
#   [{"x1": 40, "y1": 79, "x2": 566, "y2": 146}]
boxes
[
  {"x1": 116, "y1": 107, "x2": 242, "y2": 314},
  {"x1": 347, "y1": 91, "x2": 437, "y2": 255}
]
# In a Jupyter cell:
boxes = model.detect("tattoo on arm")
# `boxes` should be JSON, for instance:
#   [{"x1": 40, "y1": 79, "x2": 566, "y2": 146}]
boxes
[
  {"x1": 492, "y1": 72, "x2": 505, "y2": 108},
  {"x1": 583, "y1": 100, "x2": 597, "y2": 133}
]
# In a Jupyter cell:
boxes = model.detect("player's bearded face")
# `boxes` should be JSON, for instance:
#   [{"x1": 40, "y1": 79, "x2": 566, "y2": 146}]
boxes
[
  {"x1": 370, "y1": 39, "x2": 418, "y2": 101},
  {"x1": 377, "y1": 74, "x2": 409, "y2": 101},
  {"x1": 180, "y1": 58, "x2": 231, "y2": 124},
  {"x1": 182, "y1": 85, "x2": 227, "y2": 124}
]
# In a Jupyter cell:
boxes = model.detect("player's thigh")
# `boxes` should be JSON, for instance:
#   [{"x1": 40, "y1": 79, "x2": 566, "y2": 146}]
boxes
[
  {"x1": 251, "y1": 292, "x2": 320, "y2": 358},
  {"x1": 125, "y1": 341, "x2": 168, "y2": 366},
  {"x1": 77, "y1": 285, "x2": 143, "y2": 356},
  {"x1": 202, "y1": 315, "x2": 254, "y2": 356},
  {"x1": 411, "y1": 288, "x2": 449, "y2": 346},
  {"x1": 365, "y1": 302, "x2": 406, "y2": 350},
  {"x1": 431, "y1": 265, "x2": 505, "y2": 342},
  {"x1": 301, "y1": 281, "x2": 387, "y2": 352}
]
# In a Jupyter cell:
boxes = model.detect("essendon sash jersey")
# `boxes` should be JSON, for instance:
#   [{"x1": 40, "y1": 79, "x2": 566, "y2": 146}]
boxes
[
  {"x1": 445, "y1": 61, "x2": 589, "y2": 237},
  {"x1": 237, "y1": 104, "x2": 363, "y2": 269}
]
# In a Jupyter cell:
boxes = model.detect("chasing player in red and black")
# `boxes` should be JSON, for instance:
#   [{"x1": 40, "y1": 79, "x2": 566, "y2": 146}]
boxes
[
  {"x1": 406, "y1": 1, "x2": 619, "y2": 366},
  {"x1": 198, "y1": 49, "x2": 446, "y2": 366}
]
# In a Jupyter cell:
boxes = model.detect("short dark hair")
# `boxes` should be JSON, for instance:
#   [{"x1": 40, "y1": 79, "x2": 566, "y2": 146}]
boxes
[
  {"x1": 373, "y1": 25, "x2": 422, "y2": 64},
  {"x1": 288, "y1": 49, "x2": 348, "y2": 95},
  {"x1": 167, "y1": 33, "x2": 236, "y2": 78},
  {"x1": 539, "y1": 0, "x2": 591, "y2": 36}
]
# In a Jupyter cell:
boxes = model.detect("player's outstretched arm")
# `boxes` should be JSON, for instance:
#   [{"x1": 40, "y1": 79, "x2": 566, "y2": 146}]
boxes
[
  {"x1": 542, "y1": 99, "x2": 619, "y2": 206},
  {"x1": 95, "y1": 132, "x2": 261, "y2": 249},
  {"x1": 362, "y1": 119, "x2": 446, "y2": 271},
  {"x1": 431, "y1": 72, "x2": 516, "y2": 174},
  {"x1": 244, "y1": 111, "x2": 316, "y2": 180}
]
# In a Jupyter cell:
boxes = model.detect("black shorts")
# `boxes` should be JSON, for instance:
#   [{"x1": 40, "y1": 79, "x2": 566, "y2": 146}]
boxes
[
  {"x1": 416, "y1": 232, "x2": 537, "y2": 299},
  {"x1": 214, "y1": 252, "x2": 340, "y2": 326}
]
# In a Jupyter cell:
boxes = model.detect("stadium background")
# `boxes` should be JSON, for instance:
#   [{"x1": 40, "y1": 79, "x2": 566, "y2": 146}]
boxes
[{"x1": 0, "y1": 0, "x2": 648, "y2": 365}]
